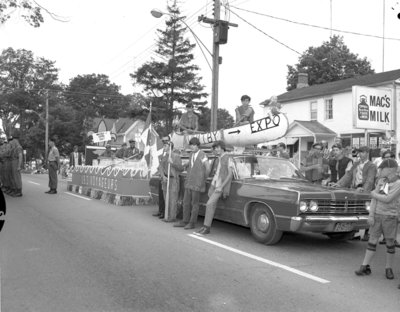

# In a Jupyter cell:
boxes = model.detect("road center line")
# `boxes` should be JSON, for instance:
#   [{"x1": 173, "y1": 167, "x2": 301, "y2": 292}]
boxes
[
  {"x1": 188, "y1": 234, "x2": 330, "y2": 284},
  {"x1": 64, "y1": 192, "x2": 92, "y2": 201},
  {"x1": 27, "y1": 181, "x2": 40, "y2": 185}
]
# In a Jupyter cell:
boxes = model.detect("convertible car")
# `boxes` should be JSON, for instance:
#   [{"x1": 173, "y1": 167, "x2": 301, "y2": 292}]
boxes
[{"x1": 149, "y1": 154, "x2": 371, "y2": 245}]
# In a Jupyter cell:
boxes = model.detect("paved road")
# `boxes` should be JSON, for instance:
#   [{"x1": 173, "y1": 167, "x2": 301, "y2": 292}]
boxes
[{"x1": 1, "y1": 174, "x2": 400, "y2": 312}]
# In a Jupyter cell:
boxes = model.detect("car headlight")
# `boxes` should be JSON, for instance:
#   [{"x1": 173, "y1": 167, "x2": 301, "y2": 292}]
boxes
[
  {"x1": 309, "y1": 200, "x2": 319, "y2": 212},
  {"x1": 299, "y1": 201, "x2": 308, "y2": 212},
  {"x1": 365, "y1": 201, "x2": 371, "y2": 211}
]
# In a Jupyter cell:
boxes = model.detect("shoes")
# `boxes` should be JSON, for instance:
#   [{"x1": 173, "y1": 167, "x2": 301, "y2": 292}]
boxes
[
  {"x1": 395, "y1": 240, "x2": 400, "y2": 248},
  {"x1": 196, "y1": 226, "x2": 210, "y2": 235},
  {"x1": 46, "y1": 190, "x2": 57, "y2": 194},
  {"x1": 355, "y1": 265, "x2": 372, "y2": 276},
  {"x1": 158, "y1": 214, "x2": 165, "y2": 219},
  {"x1": 11, "y1": 192, "x2": 22, "y2": 197},
  {"x1": 386, "y1": 268, "x2": 394, "y2": 280},
  {"x1": 379, "y1": 239, "x2": 386, "y2": 245},
  {"x1": 184, "y1": 223, "x2": 195, "y2": 230},
  {"x1": 152, "y1": 212, "x2": 161, "y2": 217},
  {"x1": 361, "y1": 234, "x2": 369, "y2": 241},
  {"x1": 45, "y1": 190, "x2": 52, "y2": 194},
  {"x1": 163, "y1": 219, "x2": 176, "y2": 223},
  {"x1": 173, "y1": 221, "x2": 187, "y2": 227}
]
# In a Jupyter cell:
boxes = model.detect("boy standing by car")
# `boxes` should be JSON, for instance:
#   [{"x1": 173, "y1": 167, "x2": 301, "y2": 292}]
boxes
[
  {"x1": 174, "y1": 137, "x2": 210, "y2": 230},
  {"x1": 197, "y1": 141, "x2": 234, "y2": 235},
  {"x1": 355, "y1": 159, "x2": 400, "y2": 281}
]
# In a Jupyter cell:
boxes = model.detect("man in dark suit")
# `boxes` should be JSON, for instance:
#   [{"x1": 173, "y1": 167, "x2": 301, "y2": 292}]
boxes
[{"x1": 69, "y1": 145, "x2": 82, "y2": 168}]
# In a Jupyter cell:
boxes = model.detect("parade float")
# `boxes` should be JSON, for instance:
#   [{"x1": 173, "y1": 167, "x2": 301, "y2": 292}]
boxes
[{"x1": 67, "y1": 111, "x2": 289, "y2": 206}]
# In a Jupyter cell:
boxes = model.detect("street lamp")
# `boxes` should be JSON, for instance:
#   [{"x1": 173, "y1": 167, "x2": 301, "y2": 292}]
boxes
[{"x1": 25, "y1": 105, "x2": 49, "y2": 161}]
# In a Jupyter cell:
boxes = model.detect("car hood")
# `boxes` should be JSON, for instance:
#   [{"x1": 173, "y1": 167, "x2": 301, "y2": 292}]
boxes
[{"x1": 243, "y1": 179, "x2": 370, "y2": 200}]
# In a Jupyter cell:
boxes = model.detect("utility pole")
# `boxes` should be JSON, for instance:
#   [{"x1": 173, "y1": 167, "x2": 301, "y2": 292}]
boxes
[
  {"x1": 199, "y1": 0, "x2": 238, "y2": 131},
  {"x1": 45, "y1": 89, "x2": 49, "y2": 161}
]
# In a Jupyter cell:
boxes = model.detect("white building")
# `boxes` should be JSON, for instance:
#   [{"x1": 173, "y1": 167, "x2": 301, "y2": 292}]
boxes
[{"x1": 261, "y1": 69, "x2": 400, "y2": 160}]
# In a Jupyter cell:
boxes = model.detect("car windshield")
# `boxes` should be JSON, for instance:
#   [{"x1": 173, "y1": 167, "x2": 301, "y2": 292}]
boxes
[{"x1": 232, "y1": 155, "x2": 305, "y2": 180}]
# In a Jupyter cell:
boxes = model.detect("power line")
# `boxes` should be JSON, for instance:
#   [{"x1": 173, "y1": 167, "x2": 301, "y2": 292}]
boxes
[
  {"x1": 230, "y1": 5, "x2": 400, "y2": 41},
  {"x1": 227, "y1": 7, "x2": 302, "y2": 55}
]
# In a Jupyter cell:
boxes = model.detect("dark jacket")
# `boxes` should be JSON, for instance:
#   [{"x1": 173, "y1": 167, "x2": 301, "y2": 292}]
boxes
[
  {"x1": 69, "y1": 151, "x2": 82, "y2": 167},
  {"x1": 185, "y1": 150, "x2": 208, "y2": 192},
  {"x1": 329, "y1": 156, "x2": 352, "y2": 183}
]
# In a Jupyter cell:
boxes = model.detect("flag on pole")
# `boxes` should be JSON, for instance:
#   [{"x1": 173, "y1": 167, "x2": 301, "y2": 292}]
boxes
[{"x1": 140, "y1": 103, "x2": 163, "y2": 176}]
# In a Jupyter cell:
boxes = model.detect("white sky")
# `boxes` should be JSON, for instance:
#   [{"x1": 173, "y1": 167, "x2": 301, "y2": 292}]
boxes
[{"x1": 1, "y1": 0, "x2": 400, "y2": 121}]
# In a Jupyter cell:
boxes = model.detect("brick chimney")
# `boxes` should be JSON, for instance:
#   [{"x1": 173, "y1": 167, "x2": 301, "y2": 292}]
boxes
[{"x1": 297, "y1": 72, "x2": 309, "y2": 89}]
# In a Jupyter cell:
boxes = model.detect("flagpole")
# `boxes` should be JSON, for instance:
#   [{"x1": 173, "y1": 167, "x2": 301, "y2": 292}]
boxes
[{"x1": 165, "y1": 143, "x2": 171, "y2": 221}]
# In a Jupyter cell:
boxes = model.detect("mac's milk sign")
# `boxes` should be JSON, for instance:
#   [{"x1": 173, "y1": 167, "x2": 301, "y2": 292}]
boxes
[{"x1": 352, "y1": 86, "x2": 394, "y2": 131}]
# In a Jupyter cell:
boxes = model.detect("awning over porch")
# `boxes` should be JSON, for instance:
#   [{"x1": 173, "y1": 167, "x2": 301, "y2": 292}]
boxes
[{"x1": 286, "y1": 120, "x2": 337, "y2": 141}]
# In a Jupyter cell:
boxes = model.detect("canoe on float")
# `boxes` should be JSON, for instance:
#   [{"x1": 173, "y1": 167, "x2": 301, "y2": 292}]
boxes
[{"x1": 171, "y1": 113, "x2": 289, "y2": 149}]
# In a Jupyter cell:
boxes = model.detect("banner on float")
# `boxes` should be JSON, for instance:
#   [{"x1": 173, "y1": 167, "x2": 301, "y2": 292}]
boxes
[
  {"x1": 92, "y1": 131, "x2": 112, "y2": 143},
  {"x1": 352, "y1": 86, "x2": 394, "y2": 131},
  {"x1": 71, "y1": 165, "x2": 150, "y2": 197}
]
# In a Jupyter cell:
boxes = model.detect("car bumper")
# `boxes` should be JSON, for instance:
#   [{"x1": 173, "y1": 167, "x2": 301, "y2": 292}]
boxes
[{"x1": 289, "y1": 215, "x2": 369, "y2": 232}]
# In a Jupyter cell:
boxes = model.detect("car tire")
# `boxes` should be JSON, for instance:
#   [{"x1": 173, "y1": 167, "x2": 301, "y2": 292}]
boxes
[
  {"x1": 326, "y1": 231, "x2": 356, "y2": 241},
  {"x1": 250, "y1": 204, "x2": 283, "y2": 245}
]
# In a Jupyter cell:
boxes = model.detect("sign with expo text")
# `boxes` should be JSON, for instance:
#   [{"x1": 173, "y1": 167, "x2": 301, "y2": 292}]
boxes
[{"x1": 352, "y1": 86, "x2": 394, "y2": 131}]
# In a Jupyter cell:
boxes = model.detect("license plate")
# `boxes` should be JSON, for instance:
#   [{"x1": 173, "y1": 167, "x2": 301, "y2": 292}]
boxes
[{"x1": 334, "y1": 222, "x2": 354, "y2": 232}]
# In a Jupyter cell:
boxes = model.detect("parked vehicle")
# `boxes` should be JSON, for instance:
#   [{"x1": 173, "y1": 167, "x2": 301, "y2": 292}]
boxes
[{"x1": 149, "y1": 154, "x2": 371, "y2": 245}]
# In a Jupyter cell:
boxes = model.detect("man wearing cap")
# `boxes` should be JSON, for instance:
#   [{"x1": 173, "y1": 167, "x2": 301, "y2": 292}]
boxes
[
  {"x1": 45, "y1": 140, "x2": 60, "y2": 194},
  {"x1": 174, "y1": 137, "x2": 210, "y2": 229},
  {"x1": 302, "y1": 143, "x2": 324, "y2": 184},
  {"x1": 197, "y1": 141, "x2": 234, "y2": 235},
  {"x1": 234, "y1": 95, "x2": 255, "y2": 126},
  {"x1": 9, "y1": 136, "x2": 23, "y2": 197},
  {"x1": 69, "y1": 145, "x2": 82, "y2": 168},
  {"x1": 178, "y1": 103, "x2": 199, "y2": 133},
  {"x1": 355, "y1": 158, "x2": 400, "y2": 281},
  {"x1": 152, "y1": 136, "x2": 171, "y2": 219},
  {"x1": 158, "y1": 141, "x2": 184, "y2": 222},
  {"x1": 333, "y1": 146, "x2": 377, "y2": 193},
  {"x1": 124, "y1": 139, "x2": 141, "y2": 160}
]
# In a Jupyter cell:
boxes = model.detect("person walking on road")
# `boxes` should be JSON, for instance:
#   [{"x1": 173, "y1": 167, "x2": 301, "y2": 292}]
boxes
[
  {"x1": 197, "y1": 141, "x2": 234, "y2": 235},
  {"x1": 355, "y1": 159, "x2": 400, "y2": 281},
  {"x1": 174, "y1": 137, "x2": 210, "y2": 230},
  {"x1": 45, "y1": 140, "x2": 60, "y2": 194}
]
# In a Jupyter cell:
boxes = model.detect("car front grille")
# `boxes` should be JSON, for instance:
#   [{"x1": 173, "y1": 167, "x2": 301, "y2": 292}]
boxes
[{"x1": 310, "y1": 200, "x2": 368, "y2": 214}]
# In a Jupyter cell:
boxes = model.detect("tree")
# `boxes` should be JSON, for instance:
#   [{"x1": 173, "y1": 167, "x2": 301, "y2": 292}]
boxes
[
  {"x1": 286, "y1": 35, "x2": 375, "y2": 91},
  {"x1": 132, "y1": 3, "x2": 208, "y2": 133},
  {"x1": 65, "y1": 74, "x2": 129, "y2": 137},
  {"x1": 198, "y1": 107, "x2": 234, "y2": 131},
  {"x1": 0, "y1": 47, "x2": 59, "y2": 143},
  {"x1": 0, "y1": 0, "x2": 44, "y2": 27}
]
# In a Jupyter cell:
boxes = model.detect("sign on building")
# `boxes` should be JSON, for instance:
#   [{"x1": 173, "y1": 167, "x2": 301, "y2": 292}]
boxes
[
  {"x1": 92, "y1": 131, "x2": 111, "y2": 143},
  {"x1": 352, "y1": 86, "x2": 394, "y2": 131}
]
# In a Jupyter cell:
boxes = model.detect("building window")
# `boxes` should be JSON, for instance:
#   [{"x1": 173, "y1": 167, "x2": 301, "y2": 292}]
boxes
[
  {"x1": 325, "y1": 99, "x2": 333, "y2": 120},
  {"x1": 310, "y1": 101, "x2": 317, "y2": 120}
]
